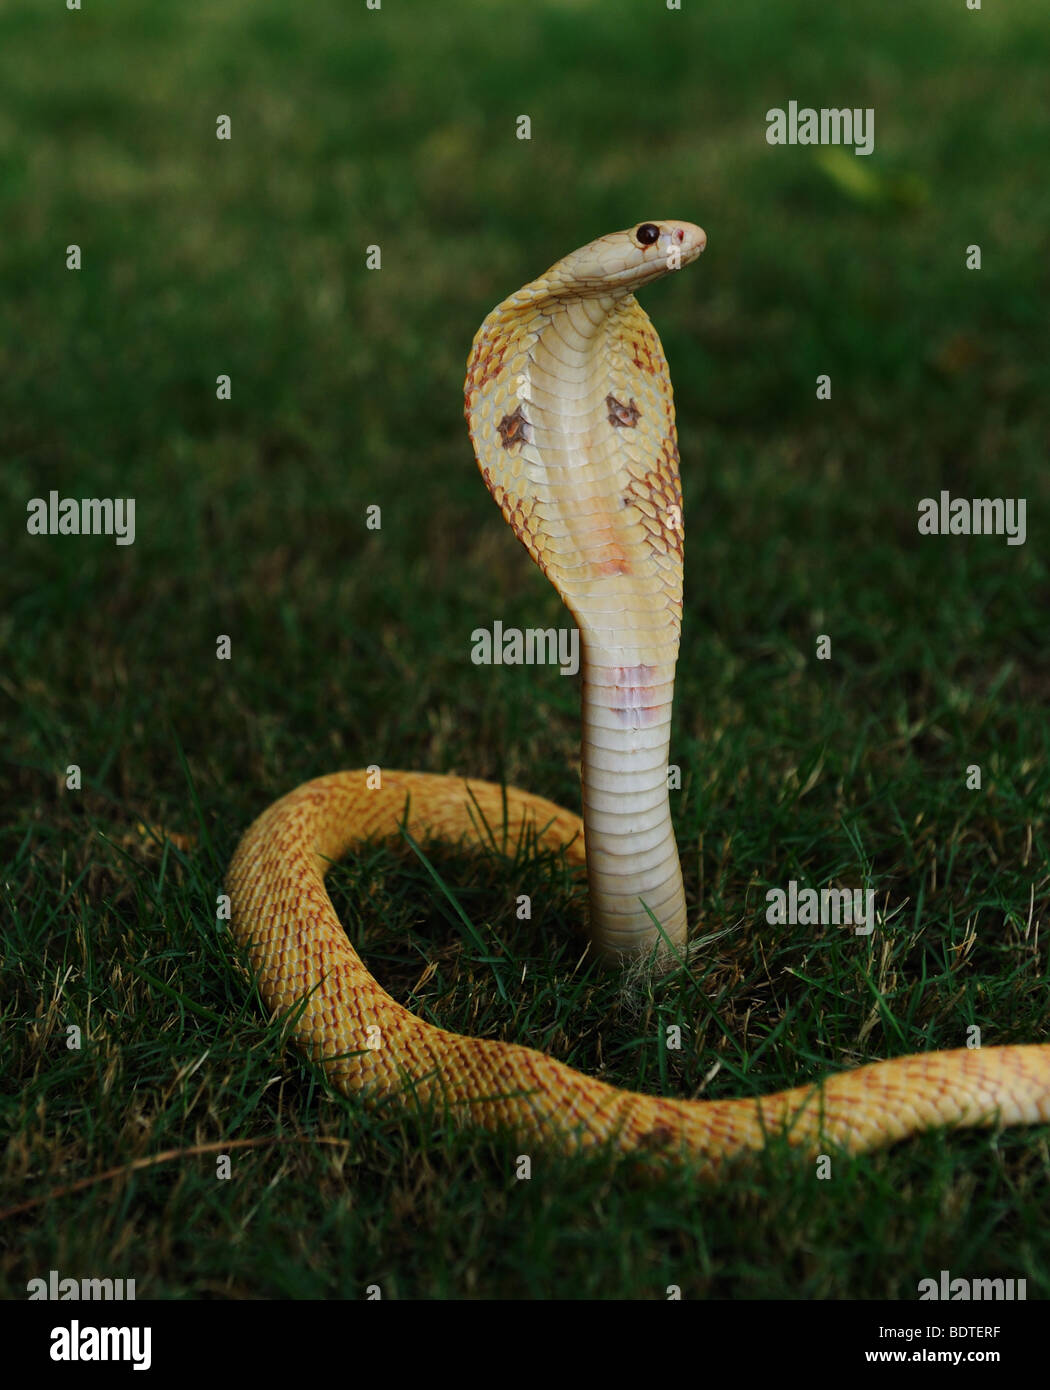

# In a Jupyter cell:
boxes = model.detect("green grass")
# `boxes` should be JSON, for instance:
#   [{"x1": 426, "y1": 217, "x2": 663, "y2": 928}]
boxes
[{"x1": 2, "y1": 0, "x2": 1049, "y2": 1299}]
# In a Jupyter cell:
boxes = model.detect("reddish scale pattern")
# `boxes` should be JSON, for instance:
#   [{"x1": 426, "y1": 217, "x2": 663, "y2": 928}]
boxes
[
  {"x1": 630, "y1": 332, "x2": 658, "y2": 375},
  {"x1": 625, "y1": 442, "x2": 685, "y2": 567},
  {"x1": 608, "y1": 663, "x2": 661, "y2": 726},
  {"x1": 465, "y1": 336, "x2": 507, "y2": 397},
  {"x1": 593, "y1": 549, "x2": 632, "y2": 577},
  {"x1": 480, "y1": 465, "x2": 550, "y2": 581}
]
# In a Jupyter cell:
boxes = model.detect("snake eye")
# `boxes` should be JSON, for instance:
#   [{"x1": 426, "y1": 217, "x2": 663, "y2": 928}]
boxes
[{"x1": 636, "y1": 223, "x2": 660, "y2": 246}]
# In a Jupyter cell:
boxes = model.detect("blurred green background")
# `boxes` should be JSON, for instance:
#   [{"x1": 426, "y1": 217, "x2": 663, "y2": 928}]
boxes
[{"x1": 3, "y1": 0, "x2": 1048, "y2": 1300}]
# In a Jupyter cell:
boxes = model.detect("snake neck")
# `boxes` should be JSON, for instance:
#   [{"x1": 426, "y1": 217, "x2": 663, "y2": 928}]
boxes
[
  {"x1": 579, "y1": 634, "x2": 687, "y2": 961},
  {"x1": 468, "y1": 285, "x2": 689, "y2": 960}
]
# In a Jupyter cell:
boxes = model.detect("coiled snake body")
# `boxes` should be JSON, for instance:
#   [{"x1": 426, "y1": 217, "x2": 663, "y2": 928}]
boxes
[{"x1": 228, "y1": 222, "x2": 1050, "y2": 1168}]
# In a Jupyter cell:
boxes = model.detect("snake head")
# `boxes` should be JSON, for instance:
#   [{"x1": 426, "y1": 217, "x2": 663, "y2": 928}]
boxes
[{"x1": 543, "y1": 220, "x2": 707, "y2": 298}]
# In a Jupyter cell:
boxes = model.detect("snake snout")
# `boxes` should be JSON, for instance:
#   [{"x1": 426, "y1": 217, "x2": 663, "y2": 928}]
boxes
[{"x1": 660, "y1": 221, "x2": 706, "y2": 264}]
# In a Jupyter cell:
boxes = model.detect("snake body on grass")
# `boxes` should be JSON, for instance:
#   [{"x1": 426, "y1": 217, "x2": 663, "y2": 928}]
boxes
[{"x1": 227, "y1": 222, "x2": 1050, "y2": 1168}]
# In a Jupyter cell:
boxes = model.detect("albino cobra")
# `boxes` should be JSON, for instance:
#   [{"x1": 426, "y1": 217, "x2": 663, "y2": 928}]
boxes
[{"x1": 228, "y1": 221, "x2": 1050, "y2": 1168}]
